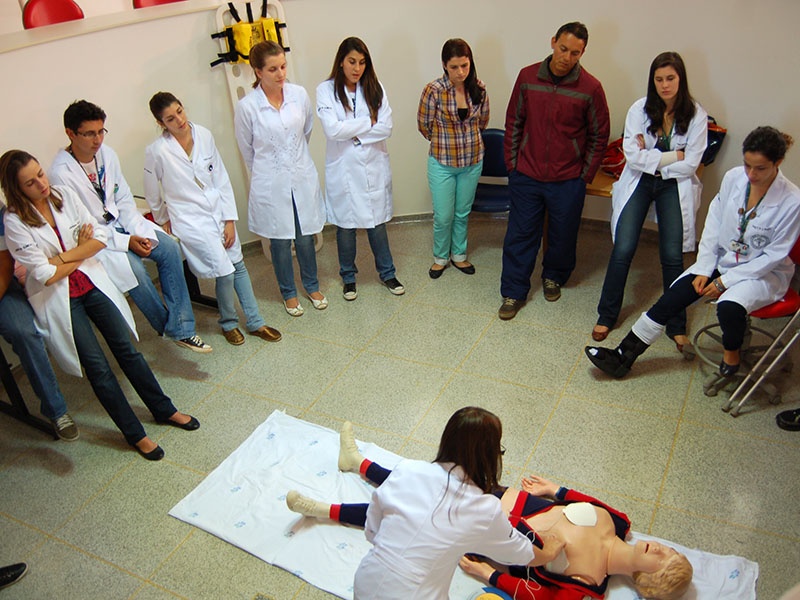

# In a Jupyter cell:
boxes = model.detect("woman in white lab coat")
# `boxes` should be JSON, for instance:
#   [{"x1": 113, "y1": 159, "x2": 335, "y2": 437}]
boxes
[
  {"x1": 593, "y1": 52, "x2": 707, "y2": 349},
  {"x1": 286, "y1": 407, "x2": 537, "y2": 599},
  {"x1": 0, "y1": 150, "x2": 199, "y2": 460},
  {"x1": 586, "y1": 126, "x2": 800, "y2": 379},
  {"x1": 144, "y1": 92, "x2": 281, "y2": 347},
  {"x1": 317, "y1": 37, "x2": 404, "y2": 301},
  {"x1": 234, "y1": 40, "x2": 327, "y2": 317}
]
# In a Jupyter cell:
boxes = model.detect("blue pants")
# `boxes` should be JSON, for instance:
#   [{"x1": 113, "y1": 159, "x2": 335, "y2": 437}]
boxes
[
  {"x1": 337, "y1": 461, "x2": 392, "y2": 527},
  {"x1": 126, "y1": 229, "x2": 196, "y2": 340},
  {"x1": 501, "y1": 171, "x2": 586, "y2": 299},
  {"x1": 268, "y1": 201, "x2": 320, "y2": 300},
  {"x1": 427, "y1": 155, "x2": 482, "y2": 265},
  {"x1": 70, "y1": 288, "x2": 177, "y2": 446},
  {"x1": 647, "y1": 272, "x2": 747, "y2": 350},
  {"x1": 597, "y1": 173, "x2": 686, "y2": 337},
  {"x1": 215, "y1": 259, "x2": 266, "y2": 333},
  {"x1": 0, "y1": 279, "x2": 67, "y2": 420},
  {"x1": 336, "y1": 224, "x2": 396, "y2": 284}
]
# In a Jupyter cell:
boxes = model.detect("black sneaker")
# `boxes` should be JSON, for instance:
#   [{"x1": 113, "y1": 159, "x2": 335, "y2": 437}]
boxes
[
  {"x1": 51, "y1": 413, "x2": 79, "y2": 441},
  {"x1": 343, "y1": 282, "x2": 358, "y2": 301},
  {"x1": 383, "y1": 278, "x2": 405, "y2": 296},
  {"x1": 543, "y1": 279, "x2": 561, "y2": 302},
  {"x1": 175, "y1": 335, "x2": 212, "y2": 353}
]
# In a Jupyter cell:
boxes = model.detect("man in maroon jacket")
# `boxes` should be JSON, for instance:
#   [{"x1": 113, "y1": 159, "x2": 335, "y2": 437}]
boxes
[{"x1": 499, "y1": 22, "x2": 609, "y2": 319}]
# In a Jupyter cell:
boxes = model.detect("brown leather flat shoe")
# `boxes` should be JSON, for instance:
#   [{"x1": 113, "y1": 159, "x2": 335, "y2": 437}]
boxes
[
  {"x1": 591, "y1": 325, "x2": 610, "y2": 342},
  {"x1": 249, "y1": 325, "x2": 282, "y2": 343}
]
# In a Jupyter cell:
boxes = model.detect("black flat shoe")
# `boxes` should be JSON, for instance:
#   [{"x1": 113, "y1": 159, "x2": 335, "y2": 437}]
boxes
[
  {"x1": 718, "y1": 361, "x2": 740, "y2": 378},
  {"x1": 776, "y1": 408, "x2": 800, "y2": 431},
  {"x1": 135, "y1": 444, "x2": 165, "y2": 461},
  {"x1": 450, "y1": 260, "x2": 475, "y2": 274},
  {"x1": 157, "y1": 415, "x2": 200, "y2": 431},
  {"x1": 428, "y1": 265, "x2": 447, "y2": 279}
]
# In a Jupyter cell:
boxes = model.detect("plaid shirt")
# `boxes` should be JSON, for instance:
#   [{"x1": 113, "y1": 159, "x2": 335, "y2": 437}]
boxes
[{"x1": 417, "y1": 75, "x2": 490, "y2": 168}]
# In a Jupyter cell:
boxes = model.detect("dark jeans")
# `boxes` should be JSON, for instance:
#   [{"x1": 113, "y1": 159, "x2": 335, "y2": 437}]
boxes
[
  {"x1": 647, "y1": 272, "x2": 748, "y2": 350},
  {"x1": 336, "y1": 223, "x2": 396, "y2": 284},
  {"x1": 501, "y1": 171, "x2": 586, "y2": 299},
  {"x1": 597, "y1": 173, "x2": 686, "y2": 337},
  {"x1": 71, "y1": 288, "x2": 176, "y2": 445}
]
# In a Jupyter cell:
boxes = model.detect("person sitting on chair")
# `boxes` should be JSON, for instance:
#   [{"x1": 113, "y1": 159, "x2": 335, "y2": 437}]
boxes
[{"x1": 586, "y1": 126, "x2": 800, "y2": 379}]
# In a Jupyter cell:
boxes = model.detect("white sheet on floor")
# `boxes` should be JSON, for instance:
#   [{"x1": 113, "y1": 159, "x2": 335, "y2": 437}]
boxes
[{"x1": 169, "y1": 410, "x2": 758, "y2": 599}]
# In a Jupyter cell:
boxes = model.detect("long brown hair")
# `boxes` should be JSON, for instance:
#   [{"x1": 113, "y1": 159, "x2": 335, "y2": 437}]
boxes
[
  {"x1": 644, "y1": 52, "x2": 696, "y2": 136},
  {"x1": 0, "y1": 150, "x2": 62, "y2": 228},
  {"x1": 249, "y1": 41, "x2": 285, "y2": 89},
  {"x1": 434, "y1": 406, "x2": 503, "y2": 493},
  {"x1": 441, "y1": 38, "x2": 484, "y2": 107},
  {"x1": 327, "y1": 37, "x2": 383, "y2": 123}
]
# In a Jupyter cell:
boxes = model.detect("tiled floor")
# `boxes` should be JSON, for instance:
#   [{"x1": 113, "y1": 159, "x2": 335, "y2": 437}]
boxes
[{"x1": 1, "y1": 216, "x2": 798, "y2": 599}]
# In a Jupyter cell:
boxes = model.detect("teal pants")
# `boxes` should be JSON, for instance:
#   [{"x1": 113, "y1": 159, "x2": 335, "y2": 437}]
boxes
[{"x1": 427, "y1": 155, "x2": 482, "y2": 265}]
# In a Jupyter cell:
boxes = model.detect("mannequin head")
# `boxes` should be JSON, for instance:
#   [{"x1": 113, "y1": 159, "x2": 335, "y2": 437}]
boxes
[
  {"x1": 434, "y1": 406, "x2": 503, "y2": 493},
  {"x1": 632, "y1": 551, "x2": 693, "y2": 600}
]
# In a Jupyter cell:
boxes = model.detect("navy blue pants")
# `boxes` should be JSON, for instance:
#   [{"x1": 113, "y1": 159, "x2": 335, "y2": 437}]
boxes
[{"x1": 501, "y1": 171, "x2": 586, "y2": 300}]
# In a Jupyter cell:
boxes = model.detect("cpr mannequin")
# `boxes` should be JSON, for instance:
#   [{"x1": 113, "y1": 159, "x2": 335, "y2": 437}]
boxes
[
  {"x1": 288, "y1": 425, "x2": 692, "y2": 600},
  {"x1": 459, "y1": 475, "x2": 693, "y2": 600}
]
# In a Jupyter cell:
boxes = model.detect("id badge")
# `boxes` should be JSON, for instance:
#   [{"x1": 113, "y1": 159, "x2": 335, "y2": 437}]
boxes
[{"x1": 730, "y1": 239, "x2": 750, "y2": 255}]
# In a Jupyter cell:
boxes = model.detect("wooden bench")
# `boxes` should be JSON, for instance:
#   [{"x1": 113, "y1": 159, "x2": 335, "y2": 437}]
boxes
[{"x1": 586, "y1": 164, "x2": 705, "y2": 198}]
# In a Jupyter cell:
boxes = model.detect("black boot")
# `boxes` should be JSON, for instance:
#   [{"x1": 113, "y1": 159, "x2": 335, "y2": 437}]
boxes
[{"x1": 585, "y1": 331, "x2": 649, "y2": 378}]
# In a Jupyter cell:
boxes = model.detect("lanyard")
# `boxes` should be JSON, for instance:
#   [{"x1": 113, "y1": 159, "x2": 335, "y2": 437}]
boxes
[
  {"x1": 69, "y1": 149, "x2": 106, "y2": 205},
  {"x1": 737, "y1": 182, "x2": 766, "y2": 242},
  {"x1": 733, "y1": 182, "x2": 767, "y2": 262}
]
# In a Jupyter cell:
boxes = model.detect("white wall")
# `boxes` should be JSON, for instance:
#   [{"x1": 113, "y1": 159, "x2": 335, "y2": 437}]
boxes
[{"x1": 1, "y1": 0, "x2": 798, "y2": 243}]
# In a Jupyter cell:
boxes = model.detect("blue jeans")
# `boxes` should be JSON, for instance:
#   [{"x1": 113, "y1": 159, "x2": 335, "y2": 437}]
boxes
[
  {"x1": 216, "y1": 259, "x2": 266, "y2": 332},
  {"x1": 126, "y1": 229, "x2": 196, "y2": 340},
  {"x1": 501, "y1": 172, "x2": 586, "y2": 299},
  {"x1": 597, "y1": 173, "x2": 686, "y2": 337},
  {"x1": 336, "y1": 223, "x2": 396, "y2": 284},
  {"x1": 70, "y1": 288, "x2": 177, "y2": 446},
  {"x1": 427, "y1": 155, "x2": 482, "y2": 265},
  {"x1": 268, "y1": 202, "x2": 319, "y2": 300},
  {"x1": 0, "y1": 279, "x2": 67, "y2": 420}
]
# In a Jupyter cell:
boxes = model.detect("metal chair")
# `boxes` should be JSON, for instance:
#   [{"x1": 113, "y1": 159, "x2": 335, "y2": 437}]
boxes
[
  {"x1": 722, "y1": 238, "x2": 800, "y2": 416},
  {"x1": 693, "y1": 236, "x2": 800, "y2": 414},
  {"x1": 21, "y1": 0, "x2": 84, "y2": 29},
  {"x1": 471, "y1": 128, "x2": 510, "y2": 213}
]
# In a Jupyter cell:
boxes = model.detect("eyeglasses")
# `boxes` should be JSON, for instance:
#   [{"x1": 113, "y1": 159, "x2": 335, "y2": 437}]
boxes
[{"x1": 74, "y1": 128, "x2": 108, "y2": 140}]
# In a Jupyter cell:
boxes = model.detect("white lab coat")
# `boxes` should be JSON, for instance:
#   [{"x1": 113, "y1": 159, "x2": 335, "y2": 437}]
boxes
[
  {"x1": 2, "y1": 185, "x2": 137, "y2": 377},
  {"x1": 353, "y1": 459, "x2": 535, "y2": 600},
  {"x1": 611, "y1": 98, "x2": 708, "y2": 252},
  {"x1": 687, "y1": 166, "x2": 800, "y2": 311},
  {"x1": 143, "y1": 123, "x2": 241, "y2": 279},
  {"x1": 234, "y1": 83, "x2": 325, "y2": 239},
  {"x1": 316, "y1": 79, "x2": 393, "y2": 228},
  {"x1": 49, "y1": 145, "x2": 162, "y2": 293}
]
